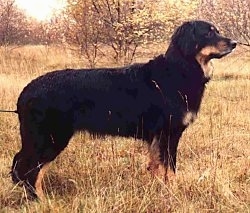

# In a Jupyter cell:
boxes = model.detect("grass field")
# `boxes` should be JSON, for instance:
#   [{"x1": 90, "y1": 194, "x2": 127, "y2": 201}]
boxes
[{"x1": 0, "y1": 44, "x2": 249, "y2": 212}]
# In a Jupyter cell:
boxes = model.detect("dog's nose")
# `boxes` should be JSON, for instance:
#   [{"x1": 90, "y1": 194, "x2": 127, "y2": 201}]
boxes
[{"x1": 231, "y1": 40, "x2": 237, "y2": 49}]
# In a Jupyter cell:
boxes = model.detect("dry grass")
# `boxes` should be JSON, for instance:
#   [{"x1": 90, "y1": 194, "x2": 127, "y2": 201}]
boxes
[{"x1": 0, "y1": 45, "x2": 249, "y2": 212}]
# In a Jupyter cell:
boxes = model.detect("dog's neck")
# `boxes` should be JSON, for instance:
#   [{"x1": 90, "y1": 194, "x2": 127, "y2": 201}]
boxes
[{"x1": 195, "y1": 53, "x2": 214, "y2": 81}]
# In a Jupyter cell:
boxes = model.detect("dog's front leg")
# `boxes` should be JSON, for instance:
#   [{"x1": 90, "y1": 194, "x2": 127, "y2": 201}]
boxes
[
  {"x1": 147, "y1": 134, "x2": 161, "y2": 173},
  {"x1": 147, "y1": 131, "x2": 180, "y2": 182},
  {"x1": 147, "y1": 133, "x2": 169, "y2": 182}
]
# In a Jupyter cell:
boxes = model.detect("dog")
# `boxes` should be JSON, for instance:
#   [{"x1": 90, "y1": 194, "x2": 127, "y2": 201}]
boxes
[{"x1": 11, "y1": 20, "x2": 236, "y2": 199}]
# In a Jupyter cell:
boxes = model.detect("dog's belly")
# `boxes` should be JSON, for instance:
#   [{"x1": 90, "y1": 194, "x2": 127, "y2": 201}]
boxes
[
  {"x1": 70, "y1": 95, "x2": 166, "y2": 140},
  {"x1": 73, "y1": 107, "x2": 142, "y2": 138}
]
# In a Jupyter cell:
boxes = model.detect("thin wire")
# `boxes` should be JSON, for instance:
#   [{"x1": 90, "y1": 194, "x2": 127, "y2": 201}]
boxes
[{"x1": 0, "y1": 110, "x2": 17, "y2": 113}]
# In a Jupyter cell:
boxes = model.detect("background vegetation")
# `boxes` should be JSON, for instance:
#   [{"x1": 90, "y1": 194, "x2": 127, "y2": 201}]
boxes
[
  {"x1": 0, "y1": 0, "x2": 249, "y2": 212},
  {"x1": 1, "y1": 0, "x2": 249, "y2": 65}
]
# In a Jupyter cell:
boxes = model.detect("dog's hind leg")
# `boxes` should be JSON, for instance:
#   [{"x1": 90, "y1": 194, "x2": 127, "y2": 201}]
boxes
[
  {"x1": 11, "y1": 121, "x2": 52, "y2": 199},
  {"x1": 11, "y1": 110, "x2": 74, "y2": 199},
  {"x1": 34, "y1": 124, "x2": 74, "y2": 199}
]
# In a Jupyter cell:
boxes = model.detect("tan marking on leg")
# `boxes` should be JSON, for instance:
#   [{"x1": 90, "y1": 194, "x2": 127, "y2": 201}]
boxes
[
  {"x1": 35, "y1": 163, "x2": 48, "y2": 200},
  {"x1": 158, "y1": 164, "x2": 168, "y2": 182},
  {"x1": 166, "y1": 168, "x2": 176, "y2": 182},
  {"x1": 147, "y1": 136, "x2": 161, "y2": 175},
  {"x1": 147, "y1": 135, "x2": 169, "y2": 182},
  {"x1": 155, "y1": 165, "x2": 176, "y2": 183},
  {"x1": 147, "y1": 134, "x2": 177, "y2": 183}
]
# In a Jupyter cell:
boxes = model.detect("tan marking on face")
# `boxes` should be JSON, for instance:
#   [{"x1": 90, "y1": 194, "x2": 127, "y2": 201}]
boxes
[
  {"x1": 199, "y1": 41, "x2": 229, "y2": 57},
  {"x1": 199, "y1": 46, "x2": 221, "y2": 56},
  {"x1": 196, "y1": 51, "x2": 214, "y2": 78},
  {"x1": 217, "y1": 40, "x2": 228, "y2": 51}
]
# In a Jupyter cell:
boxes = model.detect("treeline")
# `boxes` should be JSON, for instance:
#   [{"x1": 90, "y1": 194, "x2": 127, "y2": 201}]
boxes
[
  {"x1": 0, "y1": 0, "x2": 249, "y2": 65},
  {"x1": 0, "y1": 0, "x2": 63, "y2": 45}
]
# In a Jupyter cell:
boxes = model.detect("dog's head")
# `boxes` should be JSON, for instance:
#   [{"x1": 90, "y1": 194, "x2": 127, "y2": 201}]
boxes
[{"x1": 170, "y1": 20, "x2": 237, "y2": 62}]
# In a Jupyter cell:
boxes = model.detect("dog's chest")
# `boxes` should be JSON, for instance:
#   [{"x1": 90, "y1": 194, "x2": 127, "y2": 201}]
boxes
[{"x1": 182, "y1": 111, "x2": 197, "y2": 126}]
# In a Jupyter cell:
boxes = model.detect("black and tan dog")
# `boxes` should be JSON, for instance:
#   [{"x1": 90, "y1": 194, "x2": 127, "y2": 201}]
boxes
[{"x1": 11, "y1": 20, "x2": 236, "y2": 199}]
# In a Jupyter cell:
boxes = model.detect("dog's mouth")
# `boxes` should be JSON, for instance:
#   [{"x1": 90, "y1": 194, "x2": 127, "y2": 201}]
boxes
[
  {"x1": 204, "y1": 40, "x2": 237, "y2": 60},
  {"x1": 217, "y1": 40, "x2": 237, "y2": 57},
  {"x1": 213, "y1": 48, "x2": 234, "y2": 58}
]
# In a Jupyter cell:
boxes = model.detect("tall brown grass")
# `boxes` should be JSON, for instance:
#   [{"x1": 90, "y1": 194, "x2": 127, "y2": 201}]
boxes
[{"x1": 0, "y1": 45, "x2": 249, "y2": 212}]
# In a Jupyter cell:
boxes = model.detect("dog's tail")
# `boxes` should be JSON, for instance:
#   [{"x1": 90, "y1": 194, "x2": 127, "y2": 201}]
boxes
[{"x1": 0, "y1": 109, "x2": 17, "y2": 113}]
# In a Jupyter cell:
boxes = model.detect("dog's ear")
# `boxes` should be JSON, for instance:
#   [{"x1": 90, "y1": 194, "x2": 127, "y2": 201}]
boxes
[{"x1": 171, "y1": 21, "x2": 197, "y2": 57}]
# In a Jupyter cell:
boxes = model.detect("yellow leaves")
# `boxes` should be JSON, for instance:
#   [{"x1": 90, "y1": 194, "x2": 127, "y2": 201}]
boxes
[{"x1": 199, "y1": 0, "x2": 249, "y2": 43}]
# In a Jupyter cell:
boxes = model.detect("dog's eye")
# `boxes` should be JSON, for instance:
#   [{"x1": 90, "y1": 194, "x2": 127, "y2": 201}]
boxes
[{"x1": 206, "y1": 30, "x2": 214, "y2": 38}]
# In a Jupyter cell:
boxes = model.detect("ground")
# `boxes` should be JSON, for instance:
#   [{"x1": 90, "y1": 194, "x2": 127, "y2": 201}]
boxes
[{"x1": 0, "y1": 44, "x2": 249, "y2": 212}]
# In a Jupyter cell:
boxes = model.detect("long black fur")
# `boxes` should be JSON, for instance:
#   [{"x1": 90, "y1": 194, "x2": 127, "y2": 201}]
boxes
[{"x1": 11, "y1": 20, "x2": 236, "y2": 198}]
